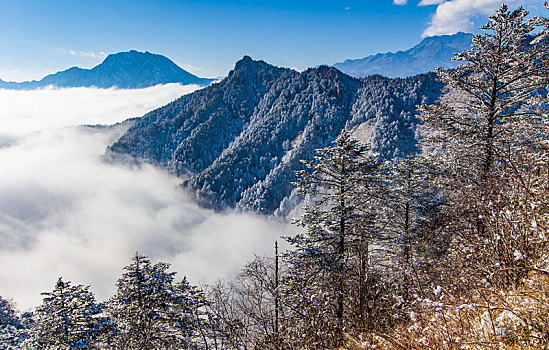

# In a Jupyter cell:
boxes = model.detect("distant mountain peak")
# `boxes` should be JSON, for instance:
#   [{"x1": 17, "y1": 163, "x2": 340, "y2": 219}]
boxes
[
  {"x1": 0, "y1": 50, "x2": 213, "y2": 90},
  {"x1": 333, "y1": 32, "x2": 473, "y2": 78},
  {"x1": 102, "y1": 50, "x2": 162, "y2": 64}
]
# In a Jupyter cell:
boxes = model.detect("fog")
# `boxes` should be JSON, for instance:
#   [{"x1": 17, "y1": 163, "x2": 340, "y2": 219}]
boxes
[{"x1": 0, "y1": 85, "x2": 292, "y2": 310}]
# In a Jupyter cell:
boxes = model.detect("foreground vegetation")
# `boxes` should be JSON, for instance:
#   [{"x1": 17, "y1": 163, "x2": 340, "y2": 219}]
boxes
[{"x1": 1, "y1": 3, "x2": 548, "y2": 349}]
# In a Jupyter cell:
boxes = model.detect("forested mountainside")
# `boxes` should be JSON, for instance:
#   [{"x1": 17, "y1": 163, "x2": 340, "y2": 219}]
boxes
[
  {"x1": 109, "y1": 56, "x2": 443, "y2": 214},
  {"x1": 333, "y1": 32, "x2": 473, "y2": 78},
  {"x1": 0, "y1": 50, "x2": 212, "y2": 89}
]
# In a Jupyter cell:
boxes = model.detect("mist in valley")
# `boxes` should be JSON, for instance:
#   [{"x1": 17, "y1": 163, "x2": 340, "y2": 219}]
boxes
[{"x1": 0, "y1": 84, "x2": 292, "y2": 310}]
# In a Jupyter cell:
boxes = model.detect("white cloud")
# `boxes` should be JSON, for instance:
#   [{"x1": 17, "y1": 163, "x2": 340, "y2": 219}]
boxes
[
  {"x1": 69, "y1": 50, "x2": 107, "y2": 59},
  {"x1": 422, "y1": 0, "x2": 527, "y2": 37},
  {"x1": 418, "y1": 0, "x2": 446, "y2": 6},
  {"x1": 394, "y1": 0, "x2": 408, "y2": 5},
  {"x1": 0, "y1": 85, "x2": 294, "y2": 310},
  {"x1": 0, "y1": 84, "x2": 199, "y2": 136}
]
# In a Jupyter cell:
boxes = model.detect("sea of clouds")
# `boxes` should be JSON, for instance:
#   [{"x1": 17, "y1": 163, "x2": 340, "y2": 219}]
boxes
[{"x1": 0, "y1": 84, "x2": 292, "y2": 310}]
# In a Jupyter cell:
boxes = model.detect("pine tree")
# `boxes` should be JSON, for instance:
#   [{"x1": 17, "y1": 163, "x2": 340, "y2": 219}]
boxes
[
  {"x1": 283, "y1": 130, "x2": 382, "y2": 347},
  {"x1": 108, "y1": 253, "x2": 178, "y2": 349},
  {"x1": 419, "y1": 4, "x2": 549, "y2": 290},
  {"x1": 172, "y1": 277, "x2": 221, "y2": 349},
  {"x1": 382, "y1": 156, "x2": 445, "y2": 301},
  {"x1": 420, "y1": 4, "x2": 548, "y2": 188},
  {"x1": 108, "y1": 253, "x2": 218, "y2": 349},
  {"x1": 24, "y1": 278, "x2": 109, "y2": 349},
  {"x1": 0, "y1": 296, "x2": 28, "y2": 349}
]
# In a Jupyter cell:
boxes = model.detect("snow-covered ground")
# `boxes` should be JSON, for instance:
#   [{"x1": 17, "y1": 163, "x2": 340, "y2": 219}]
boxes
[{"x1": 0, "y1": 85, "x2": 290, "y2": 310}]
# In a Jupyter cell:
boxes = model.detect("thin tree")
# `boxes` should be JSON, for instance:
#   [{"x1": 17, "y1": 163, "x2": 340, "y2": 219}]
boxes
[{"x1": 283, "y1": 129, "x2": 381, "y2": 347}]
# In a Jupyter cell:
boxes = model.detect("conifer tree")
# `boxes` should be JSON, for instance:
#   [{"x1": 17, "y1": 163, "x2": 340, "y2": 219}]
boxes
[
  {"x1": 420, "y1": 5, "x2": 548, "y2": 188},
  {"x1": 108, "y1": 253, "x2": 178, "y2": 349},
  {"x1": 283, "y1": 130, "x2": 381, "y2": 347},
  {"x1": 382, "y1": 156, "x2": 445, "y2": 300},
  {"x1": 0, "y1": 296, "x2": 28, "y2": 349},
  {"x1": 172, "y1": 277, "x2": 221, "y2": 349},
  {"x1": 419, "y1": 4, "x2": 549, "y2": 289},
  {"x1": 108, "y1": 253, "x2": 218, "y2": 349},
  {"x1": 25, "y1": 278, "x2": 108, "y2": 349}
]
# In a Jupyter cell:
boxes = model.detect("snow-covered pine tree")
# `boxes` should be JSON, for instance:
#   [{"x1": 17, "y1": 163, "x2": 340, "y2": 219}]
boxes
[
  {"x1": 420, "y1": 4, "x2": 547, "y2": 188},
  {"x1": 172, "y1": 277, "x2": 221, "y2": 349},
  {"x1": 283, "y1": 129, "x2": 381, "y2": 347},
  {"x1": 382, "y1": 156, "x2": 445, "y2": 301},
  {"x1": 24, "y1": 278, "x2": 109, "y2": 349},
  {"x1": 108, "y1": 253, "x2": 217, "y2": 349},
  {"x1": 419, "y1": 4, "x2": 549, "y2": 290},
  {"x1": 108, "y1": 253, "x2": 179, "y2": 349},
  {"x1": 0, "y1": 296, "x2": 28, "y2": 349}
]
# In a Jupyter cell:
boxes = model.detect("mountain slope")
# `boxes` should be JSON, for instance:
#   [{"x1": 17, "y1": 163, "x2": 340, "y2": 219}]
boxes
[
  {"x1": 0, "y1": 51, "x2": 212, "y2": 89},
  {"x1": 333, "y1": 32, "x2": 473, "y2": 78},
  {"x1": 109, "y1": 57, "x2": 443, "y2": 215}
]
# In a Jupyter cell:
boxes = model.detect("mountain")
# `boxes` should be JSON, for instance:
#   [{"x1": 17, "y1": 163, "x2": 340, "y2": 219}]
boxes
[
  {"x1": 0, "y1": 50, "x2": 213, "y2": 89},
  {"x1": 333, "y1": 32, "x2": 473, "y2": 78},
  {"x1": 108, "y1": 56, "x2": 443, "y2": 215}
]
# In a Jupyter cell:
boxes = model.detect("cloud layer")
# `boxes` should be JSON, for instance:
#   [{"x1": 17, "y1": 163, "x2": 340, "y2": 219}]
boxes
[{"x1": 0, "y1": 85, "x2": 293, "y2": 310}]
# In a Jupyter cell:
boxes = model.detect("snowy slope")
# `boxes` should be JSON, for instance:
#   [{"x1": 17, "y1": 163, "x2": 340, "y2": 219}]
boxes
[{"x1": 109, "y1": 56, "x2": 443, "y2": 215}]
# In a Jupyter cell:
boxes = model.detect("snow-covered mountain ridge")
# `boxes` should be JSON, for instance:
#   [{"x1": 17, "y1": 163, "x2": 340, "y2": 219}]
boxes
[
  {"x1": 109, "y1": 56, "x2": 443, "y2": 215},
  {"x1": 333, "y1": 32, "x2": 473, "y2": 78}
]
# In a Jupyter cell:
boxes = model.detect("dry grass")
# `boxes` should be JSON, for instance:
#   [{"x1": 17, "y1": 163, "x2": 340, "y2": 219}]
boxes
[{"x1": 343, "y1": 269, "x2": 549, "y2": 350}]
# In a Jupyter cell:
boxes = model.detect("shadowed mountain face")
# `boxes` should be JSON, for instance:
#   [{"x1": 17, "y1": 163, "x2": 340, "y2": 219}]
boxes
[
  {"x1": 0, "y1": 50, "x2": 213, "y2": 89},
  {"x1": 109, "y1": 56, "x2": 443, "y2": 215},
  {"x1": 333, "y1": 32, "x2": 473, "y2": 78}
]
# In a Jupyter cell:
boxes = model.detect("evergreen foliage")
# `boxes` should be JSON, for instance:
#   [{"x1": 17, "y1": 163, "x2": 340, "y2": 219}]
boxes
[
  {"x1": 108, "y1": 253, "x2": 219, "y2": 349},
  {"x1": 1, "y1": 4, "x2": 548, "y2": 350},
  {"x1": 420, "y1": 5, "x2": 548, "y2": 186},
  {"x1": 24, "y1": 278, "x2": 109, "y2": 349},
  {"x1": 108, "y1": 253, "x2": 177, "y2": 348},
  {"x1": 0, "y1": 296, "x2": 28, "y2": 349},
  {"x1": 282, "y1": 130, "x2": 383, "y2": 347},
  {"x1": 419, "y1": 4, "x2": 549, "y2": 291}
]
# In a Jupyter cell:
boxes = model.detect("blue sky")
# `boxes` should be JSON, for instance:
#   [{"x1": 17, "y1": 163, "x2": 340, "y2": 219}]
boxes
[{"x1": 0, "y1": 0, "x2": 545, "y2": 81}]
